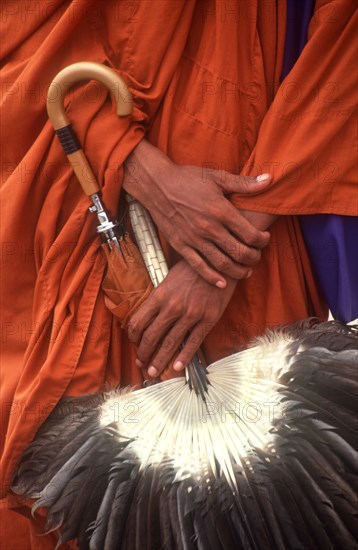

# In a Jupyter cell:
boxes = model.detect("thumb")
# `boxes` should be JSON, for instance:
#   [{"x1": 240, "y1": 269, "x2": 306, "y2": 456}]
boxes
[{"x1": 212, "y1": 171, "x2": 272, "y2": 194}]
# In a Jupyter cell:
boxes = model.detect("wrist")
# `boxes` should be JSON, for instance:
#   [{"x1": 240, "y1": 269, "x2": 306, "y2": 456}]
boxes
[{"x1": 123, "y1": 139, "x2": 173, "y2": 201}]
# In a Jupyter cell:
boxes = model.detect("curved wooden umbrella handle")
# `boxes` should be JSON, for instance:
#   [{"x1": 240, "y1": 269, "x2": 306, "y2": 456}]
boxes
[{"x1": 47, "y1": 62, "x2": 133, "y2": 196}]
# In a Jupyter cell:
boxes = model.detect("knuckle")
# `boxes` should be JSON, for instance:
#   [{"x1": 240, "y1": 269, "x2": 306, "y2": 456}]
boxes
[
  {"x1": 214, "y1": 253, "x2": 230, "y2": 270},
  {"x1": 225, "y1": 241, "x2": 243, "y2": 262},
  {"x1": 207, "y1": 202, "x2": 222, "y2": 220},
  {"x1": 238, "y1": 179, "x2": 250, "y2": 192},
  {"x1": 172, "y1": 299, "x2": 183, "y2": 315},
  {"x1": 141, "y1": 332, "x2": 153, "y2": 348},
  {"x1": 236, "y1": 245, "x2": 261, "y2": 265},
  {"x1": 242, "y1": 233, "x2": 255, "y2": 246},
  {"x1": 153, "y1": 285, "x2": 164, "y2": 300},
  {"x1": 219, "y1": 255, "x2": 230, "y2": 268},
  {"x1": 182, "y1": 337, "x2": 202, "y2": 359},
  {"x1": 199, "y1": 218, "x2": 211, "y2": 234},
  {"x1": 169, "y1": 230, "x2": 181, "y2": 245},
  {"x1": 187, "y1": 255, "x2": 204, "y2": 271},
  {"x1": 189, "y1": 334, "x2": 202, "y2": 348},
  {"x1": 185, "y1": 310, "x2": 200, "y2": 324},
  {"x1": 138, "y1": 349, "x2": 152, "y2": 365},
  {"x1": 232, "y1": 265, "x2": 249, "y2": 278},
  {"x1": 162, "y1": 334, "x2": 176, "y2": 352},
  {"x1": 137, "y1": 350, "x2": 147, "y2": 363},
  {"x1": 202, "y1": 242, "x2": 215, "y2": 258},
  {"x1": 226, "y1": 258, "x2": 251, "y2": 276},
  {"x1": 175, "y1": 320, "x2": 192, "y2": 338},
  {"x1": 247, "y1": 248, "x2": 261, "y2": 264},
  {"x1": 244, "y1": 229, "x2": 262, "y2": 247},
  {"x1": 127, "y1": 321, "x2": 139, "y2": 342},
  {"x1": 207, "y1": 223, "x2": 222, "y2": 240}
]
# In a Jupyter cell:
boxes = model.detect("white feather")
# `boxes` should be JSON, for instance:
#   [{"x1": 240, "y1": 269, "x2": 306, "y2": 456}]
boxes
[{"x1": 99, "y1": 335, "x2": 293, "y2": 490}]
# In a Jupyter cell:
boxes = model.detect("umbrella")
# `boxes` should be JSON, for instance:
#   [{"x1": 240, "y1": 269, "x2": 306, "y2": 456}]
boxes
[
  {"x1": 47, "y1": 62, "x2": 207, "y2": 394},
  {"x1": 46, "y1": 62, "x2": 153, "y2": 331}
]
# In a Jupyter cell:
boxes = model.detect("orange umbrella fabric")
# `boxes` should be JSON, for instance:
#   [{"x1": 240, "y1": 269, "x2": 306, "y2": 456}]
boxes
[{"x1": 101, "y1": 236, "x2": 153, "y2": 329}]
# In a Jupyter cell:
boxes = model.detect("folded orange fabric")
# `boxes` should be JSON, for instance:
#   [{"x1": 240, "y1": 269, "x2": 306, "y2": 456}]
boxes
[{"x1": 101, "y1": 237, "x2": 153, "y2": 329}]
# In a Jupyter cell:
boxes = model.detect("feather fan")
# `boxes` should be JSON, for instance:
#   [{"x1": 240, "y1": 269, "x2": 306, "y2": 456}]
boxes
[{"x1": 11, "y1": 320, "x2": 358, "y2": 549}]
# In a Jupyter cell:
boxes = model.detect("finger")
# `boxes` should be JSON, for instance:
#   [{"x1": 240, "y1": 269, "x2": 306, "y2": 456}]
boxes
[
  {"x1": 136, "y1": 308, "x2": 180, "y2": 367},
  {"x1": 201, "y1": 242, "x2": 255, "y2": 279},
  {"x1": 204, "y1": 234, "x2": 261, "y2": 266},
  {"x1": 213, "y1": 171, "x2": 272, "y2": 194},
  {"x1": 147, "y1": 321, "x2": 193, "y2": 377},
  {"x1": 225, "y1": 205, "x2": 270, "y2": 249},
  {"x1": 127, "y1": 298, "x2": 160, "y2": 344},
  {"x1": 172, "y1": 324, "x2": 208, "y2": 371},
  {"x1": 183, "y1": 246, "x2": 227, "y2": 288}
]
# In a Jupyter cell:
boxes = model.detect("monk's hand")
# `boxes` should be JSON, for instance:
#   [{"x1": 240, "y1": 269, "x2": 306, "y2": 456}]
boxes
[
  {"x1": 123, "y1": 139, "x2": 271, "y2": 288},
  {"x1": 127, "y1": 260, "x2": 237, "y2": 377}
]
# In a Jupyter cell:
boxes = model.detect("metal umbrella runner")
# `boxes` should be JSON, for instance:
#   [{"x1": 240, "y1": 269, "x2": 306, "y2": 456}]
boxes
[{"x1": 11, "y1": 63, "x2": 358, "y2": 549}]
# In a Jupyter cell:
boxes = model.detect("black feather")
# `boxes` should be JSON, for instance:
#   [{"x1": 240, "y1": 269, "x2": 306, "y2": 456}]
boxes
[
  {"x1": 11, "y1": 321, "x2": 358, "y2": 549},
  {"x1": 104, "y1": 473, "x2": 138, "y2": 550}
]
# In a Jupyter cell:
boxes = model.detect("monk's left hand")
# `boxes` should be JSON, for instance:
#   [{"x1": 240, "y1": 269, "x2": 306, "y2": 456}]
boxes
[{"x1": 127, "y1": 260, "x2": 237, "y2": 377}]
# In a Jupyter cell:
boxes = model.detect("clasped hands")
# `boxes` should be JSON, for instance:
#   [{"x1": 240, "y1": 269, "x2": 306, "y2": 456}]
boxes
[{"x1": 123, "y1": 140, "x2": 273, "y2": 377}]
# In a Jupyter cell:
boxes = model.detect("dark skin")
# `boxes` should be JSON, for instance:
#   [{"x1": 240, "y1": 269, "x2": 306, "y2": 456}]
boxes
[
  {"x1": 124, "y1": 140, "x2": 272, "y2": 286},
  {"x1": 123, "y1": 139, "x2": 277, "y2": 377},
  {"x1": 128, "y1": 259, "x2": 237, "y2": 375}
]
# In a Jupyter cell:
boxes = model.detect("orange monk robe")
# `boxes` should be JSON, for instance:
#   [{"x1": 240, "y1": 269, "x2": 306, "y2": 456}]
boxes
[{"x1": 1, "y1": 0, "x2": 356, "y2": 545}]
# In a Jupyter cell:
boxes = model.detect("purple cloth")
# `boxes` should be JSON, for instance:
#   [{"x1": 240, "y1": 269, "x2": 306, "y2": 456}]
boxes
[
  {"x1": 299, "y1": 215, "x2": 358, "y2": 322},
  {"x1": 282, "y1": 0, "x2": 357, "y2": 322},
  {"x1": 282, "y1": 0, "x2": 315, "y2": 70}
]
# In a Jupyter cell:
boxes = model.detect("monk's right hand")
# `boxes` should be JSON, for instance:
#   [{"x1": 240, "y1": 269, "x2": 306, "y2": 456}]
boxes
[{"x1": 123, "y1": 140, "x2": 271, "y2": 288}]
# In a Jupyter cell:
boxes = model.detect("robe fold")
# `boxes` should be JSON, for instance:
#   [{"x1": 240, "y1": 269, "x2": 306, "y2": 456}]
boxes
[{"x1": 1, "y1": 0, "x2": 356, "y2": 545}]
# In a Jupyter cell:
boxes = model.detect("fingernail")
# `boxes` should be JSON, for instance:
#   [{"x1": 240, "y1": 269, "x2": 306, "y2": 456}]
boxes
[
  {"x1": 245, "y1": 269, "x2": 253, "y2": 279},
  {"x1": 173, "y1": 361, "x2": 184, "y2": 371},
  {"x1": 216, "y1": 280, "x2": 226, "y2": 288},
  {"x1": 148, "y1": 366, "x2": 158, "y2": 377},
  {"x1": 136, "y1": 358, "x2": 144, "y2": 368},
  {"x1": 256, "y1": 173, "x2": 271, "y2": 183}
]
